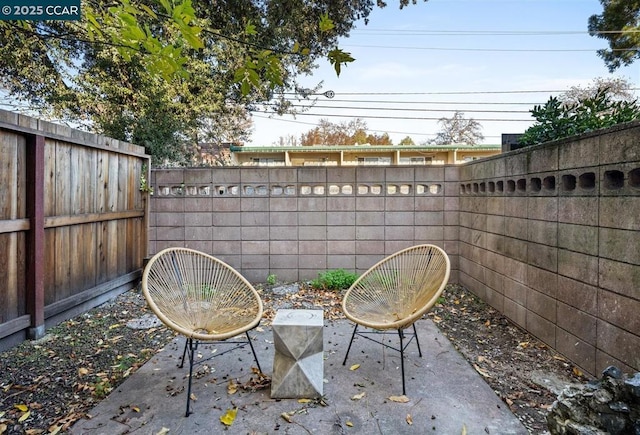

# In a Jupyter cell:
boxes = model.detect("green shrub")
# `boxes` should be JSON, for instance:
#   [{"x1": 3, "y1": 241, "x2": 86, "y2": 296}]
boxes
[
  {"x1": 311, "y1": 269, "x2": 358, "y2": 290},
  {"x1": 266, "y1": 273, "x2": 277, "y2": 286}
]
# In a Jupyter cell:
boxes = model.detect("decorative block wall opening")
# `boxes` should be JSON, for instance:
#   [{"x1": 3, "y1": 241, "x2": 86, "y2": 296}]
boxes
[
  {"x1": 604, "y1": 170, "x2": 624, "y2": 190},
  {"x1": 342, "y1": 185, "x2": 353, "y2": 194},
  {"x1": 272, "y1": 186, "x2": 284, "y2": 195},
  {"x1": 429, "y1": 184, "x2": 442, "y2": 194},
  {"x1": 488, "y1": 181, "x2": 495, "y2": 193},
  {"x1": 531, "y1": 177, "x2": 542, "y2": 192},
  {"x1": 543, "y1": 176, "x2": 556, "y2": 191},
  {"x1": 480, "y1": 182, "x2": 486, "y2": 193},
  {"x1": 562, "y1": 174, "x2": 576, "y2": 191},
  {"x1": 629, "y1": 168, "x2": 640, "y2": 189},
  {"x1": 507, "y1": 180, "x2": 515, "y2": 192},
  {"x1": 387, "y1": 184, "x2": 411, "y2": 194},
  {"x1": 497, "y1": 180, "x2": 504, "y2": 192},
  {"x1": 516, "y1": 179, "x2": 526, "y2": 192},
  {"x1": 459, "y1": 185, "x2": 466, "y2": 194},
  {"x1": 578, "y1": 172, "x2": 596, "y2": 190}
]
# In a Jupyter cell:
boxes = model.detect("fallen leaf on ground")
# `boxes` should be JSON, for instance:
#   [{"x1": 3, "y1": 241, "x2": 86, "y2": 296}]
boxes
[
  {"x1": 15, "y1": 404, "x2": 28, "y2": 412},
  {"x1": 388, "y1": 395, "x2": 409, "y2": 403},
  {"x1": 351, "y1": 392, "x2": 366, "y2": 400},
  {"x1": 220, "y1": 408, "x2": 237, "y2": 426},
  {"x1": 406, "y1": 414, "x2": 413, "y2": 425},
  {"x1": 155, "y1": 427, "x2": 170, "y2": 435},
  {"x1": 298, "y1": 398, "x2": 311, "y2": 403},
  {"x1": 78, "y1": 367, "x2": 89, "y2": 376},
  {"x1": 345, "y1": 421, "x2": 354, "y2": 427},
  {"x1": 349, "y1": 364, "x2": 360, "y2": 371},
  {"x1": 0, "y1": 425, "x2": 6, "y2": 435},
  {"x1": 462, "y1": 423, "x2": 468, "y2": 434},
  {"x1": 573, "y1": 367, "x2": 583, "y2": 377},
  {"x1": 281, "y1": 412, "x2": 293, "y2": 423},
  {"x1": 473, "y1": 364, "x2": 491, "y2": 378},
  {"x1": 18, "y1": 411, "x2": 31, "y2": 422},
  {"x1": 227, "y1": 380, "x2": 238, "y2": 395},
  {"x1": 190, "y1": 393, "x2": 197, "y2": 401}
]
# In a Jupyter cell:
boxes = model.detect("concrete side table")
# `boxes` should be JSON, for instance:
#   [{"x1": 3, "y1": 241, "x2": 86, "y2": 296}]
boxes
[{"x1": 271, "y1": 309, "x2": 324, "y2": 399}]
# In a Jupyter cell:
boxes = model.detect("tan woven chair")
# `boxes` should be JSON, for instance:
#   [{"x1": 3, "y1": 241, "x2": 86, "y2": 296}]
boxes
[
  {"x1": 142, "y1": 247, "x2": 263, "y2": 416},
  {"x1": 342, "y1": 244, "x2": 450, "y2": 394}
]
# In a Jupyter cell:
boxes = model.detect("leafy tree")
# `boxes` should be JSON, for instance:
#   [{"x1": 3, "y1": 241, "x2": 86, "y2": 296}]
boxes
[
  {"x1": 518, "y1": 88, "x2": 640, "y2": 146},
  {"x1": 560, "y1": 77, "x2": 636, "y2": 106},
  {"x1": 0, "y1": 0, "x2": 425, "y2": 164},
  {"x1": 398, "y1": 136, "x2": 416, "y2": 145},
  {"x1": 301, "y1": 118, "x2": 368, "y2": 145},
  {"x1": 588, "y1": 1, "x2": 640, "y2": 72},
  {"x1": 429, "y1": 111, "x2": 484, "y2": 145},
  {"x1": 364, "y1": 132, "x2": 393, "y2": 145}
]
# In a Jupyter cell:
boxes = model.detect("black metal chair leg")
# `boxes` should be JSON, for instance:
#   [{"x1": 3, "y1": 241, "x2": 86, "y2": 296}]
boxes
[
  {"x1": 342, "y1": 324, "x2": 359, "y2": 365},
  {"x1": 398, "y1": 329, "x2": 406, "y2": 395},
  {"x1": 179, "y1": 337, "x2": 189, "y2": 368},
  {"x1": 245, "y1": 332, "x2": 262, "y2": 373},
  {"x1": 413, "y1": 323, "x2": 422, "y2": 357},
  {"x1": 185, "y1": 338, "x2": 195, "y2": 417}
]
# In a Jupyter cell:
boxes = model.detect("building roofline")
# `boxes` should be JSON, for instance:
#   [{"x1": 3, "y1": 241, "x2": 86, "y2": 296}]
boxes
[{"x1": 231, "y1": 144, "x2": 502, "y2": 152}]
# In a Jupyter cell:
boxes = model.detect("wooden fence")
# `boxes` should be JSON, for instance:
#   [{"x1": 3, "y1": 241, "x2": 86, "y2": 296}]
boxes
[{"x1": 0, "y1": 110, "x2": 150, "y2": 350}]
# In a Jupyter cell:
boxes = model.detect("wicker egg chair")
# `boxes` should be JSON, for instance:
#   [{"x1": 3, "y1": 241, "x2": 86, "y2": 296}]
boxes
[
  {"x1": 142, "y1": 247, "x2": 264, "y2": 416},
  {"x1": 342, "y1": 244, "x2": 450, "y2": 395}
]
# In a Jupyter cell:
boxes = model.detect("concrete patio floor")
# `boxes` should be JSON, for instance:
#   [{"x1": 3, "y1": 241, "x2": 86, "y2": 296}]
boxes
[{"x1": 70, "y1": 318, "x2": 528, "y2": 434}]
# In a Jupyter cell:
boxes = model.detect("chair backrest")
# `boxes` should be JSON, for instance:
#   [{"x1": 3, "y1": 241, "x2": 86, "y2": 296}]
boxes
[
  {"x1": 142, "y1": 247, "x2": 263, "y2": 341},
  {"x1": 342, "y1": 244, "x2": 450, "y2": 330}
]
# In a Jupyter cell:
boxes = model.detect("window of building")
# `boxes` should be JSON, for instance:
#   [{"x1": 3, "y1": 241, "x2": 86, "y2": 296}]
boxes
[{"x1": 357, "y1": 157, "x2": 391, "y2": 165}]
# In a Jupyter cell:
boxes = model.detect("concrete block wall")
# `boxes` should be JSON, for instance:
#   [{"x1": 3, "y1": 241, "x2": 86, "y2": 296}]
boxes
[
  {"x1": 149, "y1": 165, "x2": 459, "y2": 284},
  {"x1": 148, "y1": 122, "x2": 640, "y2": 375},
  {"x1": 458, "y1": 122, "x2": 640, "y2": 375}
]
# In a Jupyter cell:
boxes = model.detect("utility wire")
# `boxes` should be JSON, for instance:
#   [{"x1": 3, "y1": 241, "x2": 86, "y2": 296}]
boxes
[
  {"x1": 279, "y1": 98, "x2": 544, "y2": 105},
  {"x1": 341, "y1": 44, "x2": 635, "y2": 52},
  {"x1": 281, "y1": 88, "x2": 640, "y2": 96},
  {"x1": 251, "y1": 113, "x2": 503, "y2": 139},
  {"x1": 281, "y1": 104, "x2": 531, "y2": 114},
  {"x1": 256, "y1": 111, "x2": 531, "y2": 122},
  {"x1": 350, "y1": 28, "x2": 640, "y2": 36}
]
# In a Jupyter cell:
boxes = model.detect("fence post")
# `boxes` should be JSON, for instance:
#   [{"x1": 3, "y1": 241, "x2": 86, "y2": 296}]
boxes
[{"x1": 26, "y1": 134, "x2": 45, "y2": 339}]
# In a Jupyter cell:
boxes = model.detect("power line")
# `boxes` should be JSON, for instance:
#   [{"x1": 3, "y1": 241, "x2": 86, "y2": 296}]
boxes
[
  {"x1": 250, "y1": 113, "x2": 503, "y2": 139},
  {"x1": 280, "y1": 104, "x2": 531, "y2": 114},
  {"x1": 281, "y1": 88, "x2": 640, "y2": 96},
  {"x1": 341, "y1": 44, "x2": 634, "y2": 52},
  {"x1": 256, "y1": 111, "x2": 531, "y2": 122},
  {"x1": 281, "y1": 98, "x2": 544, "y2": 105},
  {"x1": 350, "y1": 28, "x2": 640, "y2": 36}
]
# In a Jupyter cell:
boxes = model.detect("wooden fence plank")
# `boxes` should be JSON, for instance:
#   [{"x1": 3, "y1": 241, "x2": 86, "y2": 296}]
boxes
[{"x1": 1, "y1": 111, "x2": 149, "y2": 345}]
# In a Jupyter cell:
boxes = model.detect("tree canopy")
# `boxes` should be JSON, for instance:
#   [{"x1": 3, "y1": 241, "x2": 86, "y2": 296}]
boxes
[
  {"x1": 428, "y1": 111, "x2": 484, "y2": 145},
  {"x1": 299, "y1": 118, "x2": 393, "y2": 145},
  {"x1": 519, "y1": 79, "x2": 640, "y2": 146},
  {"x1": 588, "y1": 0, "x2": 640, "y2": 71},
  {"x1": 0, "y1": 0, "x2": 424, "y2": 164}
]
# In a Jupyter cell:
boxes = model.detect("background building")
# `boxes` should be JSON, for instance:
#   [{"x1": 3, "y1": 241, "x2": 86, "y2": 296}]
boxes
[{"x1": 230, "y1": 144, "x2": 501, "y2": 166}]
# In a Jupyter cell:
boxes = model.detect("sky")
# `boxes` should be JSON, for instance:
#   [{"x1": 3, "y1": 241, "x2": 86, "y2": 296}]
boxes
[{"x1": 246, "y1": 0, "x2": 640, "y2": 146}]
